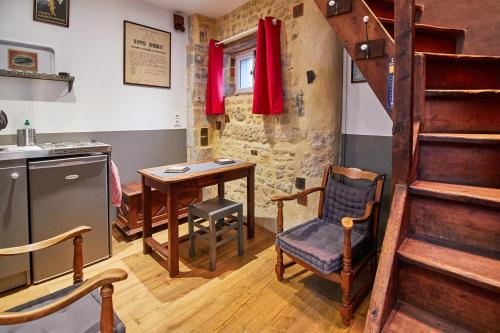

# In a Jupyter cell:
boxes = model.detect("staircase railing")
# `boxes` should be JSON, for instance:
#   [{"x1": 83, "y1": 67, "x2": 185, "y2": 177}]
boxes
[{"x1": 364, "y1": 185, "x2": 409, "y2": 332}]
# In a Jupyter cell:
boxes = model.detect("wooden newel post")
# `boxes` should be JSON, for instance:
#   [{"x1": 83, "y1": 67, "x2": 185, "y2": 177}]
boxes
[
  {"x1": 100, "y1": 284, "x2": 115, "y2": 333},
  {"x1": 72, "y1": 235, "x2": 84, "y2": 284},
  {"x1": 392, "y1": 0, "x2": 416, "y2": 192}
]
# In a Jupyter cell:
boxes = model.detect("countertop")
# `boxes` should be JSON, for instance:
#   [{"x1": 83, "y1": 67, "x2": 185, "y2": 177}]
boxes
[{"x1": 0, "y1": 145, "x2": 50, "y2": 161}]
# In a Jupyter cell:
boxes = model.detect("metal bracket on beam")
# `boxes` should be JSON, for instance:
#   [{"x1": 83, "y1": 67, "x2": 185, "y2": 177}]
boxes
[
  {"x1": 355, "y1": 39, "x2": 386, "y2": 60},
  {"x1": 326, "y1": 0, "x2": 352, "y2": 17}
]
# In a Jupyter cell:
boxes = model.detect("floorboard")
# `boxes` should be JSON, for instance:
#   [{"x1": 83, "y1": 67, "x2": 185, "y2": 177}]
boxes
[{"x1": 0, "y1": 224, "x2": 369, "y2": 332}]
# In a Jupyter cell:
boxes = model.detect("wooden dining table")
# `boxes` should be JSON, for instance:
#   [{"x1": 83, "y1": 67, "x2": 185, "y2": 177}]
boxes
[{"x1": 138, "y1": 160, "x2": 256, "y2": 277}]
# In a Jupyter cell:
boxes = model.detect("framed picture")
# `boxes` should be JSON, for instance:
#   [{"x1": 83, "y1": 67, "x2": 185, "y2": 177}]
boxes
[
  {"x1": 33, "y1": 0, "x2": 70, "y2": 27},
  {"x1": 123, "y1": 21, "x2": 171, "y2": 89},
  {"x1": 8, "y1": 49, "x2": 38, "y2": 72},
  {"x1": 351, "y1": 61, "x2": 366, "y2": 83}
]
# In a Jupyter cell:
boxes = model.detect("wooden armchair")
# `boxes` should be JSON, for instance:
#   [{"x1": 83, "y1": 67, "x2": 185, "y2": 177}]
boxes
[
  {"x1": 0, "y1": 226, "x2": 128, "y2": 333},
  {"x1": 272, "y1": 165, "x2": 385, "y2": 326}
]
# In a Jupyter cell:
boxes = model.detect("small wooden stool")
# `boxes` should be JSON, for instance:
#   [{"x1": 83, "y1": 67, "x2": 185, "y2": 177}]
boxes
[{"x1": 188, "y1": 197, "x2": 244, "y2": 271}]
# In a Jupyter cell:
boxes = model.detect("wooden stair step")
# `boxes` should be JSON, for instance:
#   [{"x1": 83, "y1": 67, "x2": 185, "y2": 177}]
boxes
[
  {"x1": 379, "y1": 18, "x2": 464, "y2": 53},
  {"x1": 398, "y1": 238, "x2": 500, "y2": 293},
  {"x1": 382, "y1": 300, "x2": 472, "y2": 333},
  {"x1": 365, "y1": 0, "x2": 423, "y2": 21},
  {"x1": 417, "y1": 136, "x2": 500, "y2": 188},
  {"x1": 423, "y1": 53, "x2": 500, "y2": 90},
  {"x1": 378, "y1": 20, "x2": 465, "y2": 36},
  {"x1": 410, "y1": 181, "x2": 500, "y2": 208},
  {"x1": 426, "y1": 89, "x2": 500, "y2": 97},
  {"x1": 423, "y1": 90, "x2": 500, "y2": 133},
  {"x1": 418, "y1": 133, "x2": 500, "y2": 144},
  {"x1": 398, "y1": 263, "x2": 500, "y2": 333},
  {"x1": 409, "y1": 191, "x2": 500, "y2": 255}
]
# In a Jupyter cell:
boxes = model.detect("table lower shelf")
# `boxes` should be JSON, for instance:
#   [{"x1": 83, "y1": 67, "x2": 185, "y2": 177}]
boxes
[{"x1": 114, "y1": 212, "x2": 189, "y2": 237}]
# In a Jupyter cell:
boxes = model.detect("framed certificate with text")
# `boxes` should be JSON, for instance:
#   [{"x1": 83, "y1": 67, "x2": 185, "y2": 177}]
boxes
[{"x1": 123, "y1": 21, "x2": 171, "y2": 89}]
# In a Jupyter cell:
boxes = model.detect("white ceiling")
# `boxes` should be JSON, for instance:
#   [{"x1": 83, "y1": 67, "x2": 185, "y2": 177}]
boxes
[{"x1": 140, "y1": 0, "x2": 250, "y2": 18}]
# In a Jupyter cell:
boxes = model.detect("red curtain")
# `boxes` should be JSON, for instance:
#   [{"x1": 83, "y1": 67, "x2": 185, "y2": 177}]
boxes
[
  {"x1": 253, "y1": 17, "x2": 283, "y2": 115},
  {"x1": 206, "y1": 39, "x2": 225, "y2": 115}
]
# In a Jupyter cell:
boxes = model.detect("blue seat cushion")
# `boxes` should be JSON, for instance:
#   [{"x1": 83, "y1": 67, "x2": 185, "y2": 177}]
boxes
[
  {"x1": 0, "y1": 283, "x2": 125, "y2": 333},
  {"x1": 322, "y1": 176, "x2": 376, "y2": 234},
  {"x1": 276, "y1": 218, "x2": 370, "y2": 274}
]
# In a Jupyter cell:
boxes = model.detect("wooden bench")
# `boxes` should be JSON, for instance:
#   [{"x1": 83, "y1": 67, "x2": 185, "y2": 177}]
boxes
[{"x1": 114, "y1": 182, "x2": 201, "y2": 237}]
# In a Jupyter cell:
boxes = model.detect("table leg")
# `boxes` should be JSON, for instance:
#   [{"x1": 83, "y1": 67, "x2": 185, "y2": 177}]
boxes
[
  {"x1": 167, "y1": 188, "x2": 179, "y2": 277},
  {"x1": 247, "y1": 167, "x2": 255, "y2": 239},
  {"x1": 218, "y1": 183, "x2": 225, "y2": 198},
  {"x1": 216, "y1": 183, "x2": 225, "y2": 240},
  {"x1": 142, "y1": 176, "x2": 152, "y2": 254}
]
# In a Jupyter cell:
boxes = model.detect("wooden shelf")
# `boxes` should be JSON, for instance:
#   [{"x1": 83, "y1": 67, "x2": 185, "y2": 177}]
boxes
[{"x1": 0, "y1": 70, "x2": 75, "y2": 92}]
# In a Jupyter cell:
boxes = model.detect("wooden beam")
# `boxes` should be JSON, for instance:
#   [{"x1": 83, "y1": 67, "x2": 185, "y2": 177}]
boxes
[{"x1": 391, "y1": 0, "x2": 416, "y2": 190}]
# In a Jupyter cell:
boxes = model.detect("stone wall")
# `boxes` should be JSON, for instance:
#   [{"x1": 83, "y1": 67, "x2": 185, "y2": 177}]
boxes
[{"x1": 186, "y1": 0, "x2": 344, "y2": 231}]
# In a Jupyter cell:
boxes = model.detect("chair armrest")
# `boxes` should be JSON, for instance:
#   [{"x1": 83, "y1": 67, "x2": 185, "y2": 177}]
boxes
[
  {"x1": 0, "y1": 268, "x2": 128, "y2": 325},
  {"x1": 272, "y1": 187, "x2": 325, "y2": 234},
  {"x1": 0, "y1": 226, "x2": 92, "y2": 257},
  {"x1": 341, "y1": 200, "x2": 377, "y2": 228},
  {"x1": 271, "y1": 187, "x2": 325, "y2": 202},
  {"x1": 340, "y1": 200, "x2": 378, "y2": 274}
]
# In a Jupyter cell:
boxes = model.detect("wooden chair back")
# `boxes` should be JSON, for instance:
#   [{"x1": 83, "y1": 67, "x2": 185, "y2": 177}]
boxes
[{"x1": 318, "y1": 164, "x2": 385, "y2": 249}]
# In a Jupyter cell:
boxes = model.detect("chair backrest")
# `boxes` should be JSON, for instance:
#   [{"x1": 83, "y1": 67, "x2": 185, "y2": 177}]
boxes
[{"x1": 318, "y1": 165, "x2": 385, "y2": 246}]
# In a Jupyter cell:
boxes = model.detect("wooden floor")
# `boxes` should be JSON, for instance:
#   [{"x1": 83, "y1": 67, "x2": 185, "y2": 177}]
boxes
[{"x1": 0, "y1": 224, "x2": 369, "y2": 332}]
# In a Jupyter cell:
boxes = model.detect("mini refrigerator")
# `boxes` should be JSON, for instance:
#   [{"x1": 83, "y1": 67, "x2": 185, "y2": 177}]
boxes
[{"x1": 28, "y1": 155, "x2": 110, "y2": 283}]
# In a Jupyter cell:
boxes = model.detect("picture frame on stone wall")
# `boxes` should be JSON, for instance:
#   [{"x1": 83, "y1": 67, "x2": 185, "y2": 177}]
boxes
[
  {"x1": 351, "y1": 61, "x2": 366, "y2": 83},
  {"x1": 123, "y1": 20, "x2": 172, "y2": 89},
  {"x1": 33, "y1": 0, "x2": 70, "y2": 27}
]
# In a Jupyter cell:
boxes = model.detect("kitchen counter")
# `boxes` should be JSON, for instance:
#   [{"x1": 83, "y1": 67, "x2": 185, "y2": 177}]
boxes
[
  {"x1": 0, "y1": 145, "x2": 49, "y2": 161},
  {"x1": 0, "y1": 141, "x2": 112, "y2": 161}
]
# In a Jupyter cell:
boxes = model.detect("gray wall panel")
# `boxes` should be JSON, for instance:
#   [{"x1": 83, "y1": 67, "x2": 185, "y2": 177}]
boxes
[
  {"x1": 341, "y1": 134, "x2": 392, "y2": 244},
  {"x1": 0, "y1": 129, "x2": 187, "y2": 183}
]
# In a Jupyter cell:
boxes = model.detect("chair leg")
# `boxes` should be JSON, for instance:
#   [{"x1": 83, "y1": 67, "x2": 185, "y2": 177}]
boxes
[
  {"x1": 275, "y1": 245, "x2": 284, "y2": 281},
  {"x1": 188, "y1": 209, "x2": 195, "y2": 257},
  {"x1": 340, "y1": 270, "x2": 353, "y2": 326},
  {"x1": 100, "y1": 284, "x2": 115, "y2": 333},
  {"x1": 209, "y1": 218, "x2": 217, "y2": 271},
  {"x1": 237, "y1": 208, "x2": 244, "y2": 256}
]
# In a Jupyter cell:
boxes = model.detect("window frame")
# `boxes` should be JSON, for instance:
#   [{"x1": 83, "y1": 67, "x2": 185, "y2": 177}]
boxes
[{"x1": 234, "y1": 49, "x2": 255, "y2": 94}]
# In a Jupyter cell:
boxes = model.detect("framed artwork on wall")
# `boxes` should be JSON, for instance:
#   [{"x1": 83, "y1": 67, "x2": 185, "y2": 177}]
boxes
[
  {"x1": 8, "y1": 49, "x2": 38, "y2": 72},
  {"x1": 33, "y1": 0, "x2": 70, "y2": 27},
  {"x1": 123, "y1": 21, "x2": 172, "y2": 89},
  {"x1": 351, "y1": 61, "x2": 366, "y2": 83}
]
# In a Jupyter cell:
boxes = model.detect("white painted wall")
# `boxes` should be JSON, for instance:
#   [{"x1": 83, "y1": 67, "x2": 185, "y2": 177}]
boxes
[
  {"x1": 342, "y1": 50, "x2": 392, "y2": 137},
  {"x1": 0, "y1": 0, "x2": 187, "y2": 135}
]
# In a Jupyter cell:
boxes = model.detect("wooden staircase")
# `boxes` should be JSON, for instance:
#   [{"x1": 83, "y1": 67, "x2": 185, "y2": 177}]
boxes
[{"x1": 313, "y1": 0, "x2": 500, "y2": 331}]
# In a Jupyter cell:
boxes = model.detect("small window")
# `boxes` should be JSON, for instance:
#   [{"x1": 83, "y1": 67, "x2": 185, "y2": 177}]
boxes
[{"x1": 235, "y1": 49, "x2": 255, "y2": 94}]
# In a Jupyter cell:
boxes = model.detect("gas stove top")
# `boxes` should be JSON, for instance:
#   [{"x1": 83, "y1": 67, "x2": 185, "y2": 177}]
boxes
[{"x1": 39, "y1": 140, "x2": 111, "y2": 156}]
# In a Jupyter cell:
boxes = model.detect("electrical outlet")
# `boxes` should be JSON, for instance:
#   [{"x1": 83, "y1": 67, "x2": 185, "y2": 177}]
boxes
[{"x1": 174, "y1": 113, "x2": 181, "y2": 128}]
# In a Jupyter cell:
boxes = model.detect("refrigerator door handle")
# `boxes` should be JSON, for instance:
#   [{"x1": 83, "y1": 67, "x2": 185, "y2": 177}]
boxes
[{"x1": 28, "y1": 155, "x2": 107, "y2": 170}]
